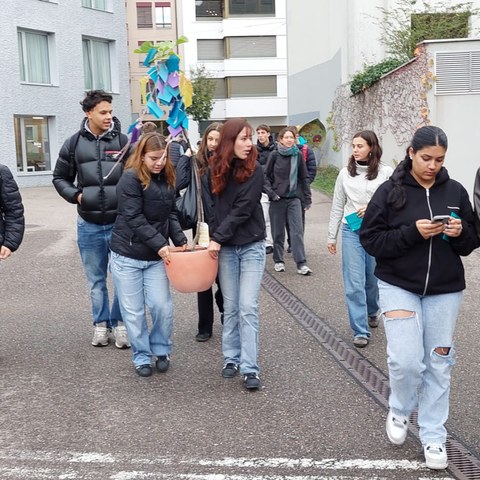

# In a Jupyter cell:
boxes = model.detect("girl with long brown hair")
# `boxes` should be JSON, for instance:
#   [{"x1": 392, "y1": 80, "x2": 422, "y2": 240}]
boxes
[
  {"x1": 207, "y1": 118, "x2": 266, "y2": 390},
  {"x1": 110, "y1": 133, "x2": 187, "y2": 377}
]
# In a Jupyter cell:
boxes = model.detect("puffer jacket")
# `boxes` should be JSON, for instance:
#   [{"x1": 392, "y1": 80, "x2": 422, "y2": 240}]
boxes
[
  {"x1": 111, "y1": 169, "x2": 187, "y2": 261},
  {"x1": 52, "y1": 117, "x2": 128, "y2": 225},
  {"x1": 0, "y1": 164, "x2": 25, "y2": 252}
]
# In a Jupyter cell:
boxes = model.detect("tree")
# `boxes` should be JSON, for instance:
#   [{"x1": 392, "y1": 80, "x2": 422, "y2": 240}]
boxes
[{"x1": 186, "y1": 65, "x2": 216, "y2": 124}]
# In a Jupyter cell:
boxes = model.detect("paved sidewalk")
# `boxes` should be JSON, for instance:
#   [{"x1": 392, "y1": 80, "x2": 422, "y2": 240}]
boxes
[{"x1": 0, "y1": 185, "x2": 479, "y2": 479}]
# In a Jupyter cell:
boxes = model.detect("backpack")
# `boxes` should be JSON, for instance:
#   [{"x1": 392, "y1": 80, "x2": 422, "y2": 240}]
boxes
[{"x1": 301, "y1": 145, "x2": 308, "y2": 162}]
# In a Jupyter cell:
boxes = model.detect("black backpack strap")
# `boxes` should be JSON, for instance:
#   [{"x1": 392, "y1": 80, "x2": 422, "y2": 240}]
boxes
[{"x1": 68, "y1": 132, "x2": 81, "y2": 179}]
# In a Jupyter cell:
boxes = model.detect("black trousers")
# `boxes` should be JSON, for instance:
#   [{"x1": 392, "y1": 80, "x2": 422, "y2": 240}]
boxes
[{"x1": 197, "y1": 279, "x2": 224, "y2": 335}]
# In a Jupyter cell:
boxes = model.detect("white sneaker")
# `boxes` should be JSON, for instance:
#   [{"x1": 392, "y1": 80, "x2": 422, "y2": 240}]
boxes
[
  {"x1": 92, "y1": 323, "x2": 109, "y2": 347},
  {"x1": 113, "y1": 324, "x2": 131, "y2": 349},
  {"x1": 297, "y1": 265, "x2": 312, "y2": 275},
  {"x1": 274, "y1": 262, "x2": 285, "y2": 272},
  {"x1": 424, "y1": 443, "x2": 448, "y2": 470},
  {"x1": 386, "y1": 410, "x2": 408, "y2": 445}
]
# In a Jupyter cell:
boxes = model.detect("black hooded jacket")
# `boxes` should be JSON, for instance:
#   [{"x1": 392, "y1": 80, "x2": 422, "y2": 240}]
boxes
[
  {"x1": 256, "y1": 138, "x2": 276, "y2": 168},
  {"x1": 52, "y1": 117, "x2": 128, "y2": 225},
  {"x1": 360, "y1": 168, "x2": 479, "y2": 295},
  {"x1": 0, "y1": 164, "x2": 25, "y2": 252}
]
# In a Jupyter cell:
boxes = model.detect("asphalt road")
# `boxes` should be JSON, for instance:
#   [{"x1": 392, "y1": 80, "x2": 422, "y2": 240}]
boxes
[{"x1": 1, "y1": 186, "x2": 479, "y2": 479}]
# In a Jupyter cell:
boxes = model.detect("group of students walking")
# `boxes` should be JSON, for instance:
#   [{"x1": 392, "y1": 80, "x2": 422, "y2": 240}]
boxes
[{"x1": 2, "y1": 89, "x2": 480, "y2": 471}]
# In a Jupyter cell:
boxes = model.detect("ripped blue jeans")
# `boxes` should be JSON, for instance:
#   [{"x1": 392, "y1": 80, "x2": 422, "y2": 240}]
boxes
[{"x1": 378, "y1": 280, "x2": 462, "y2": 445}]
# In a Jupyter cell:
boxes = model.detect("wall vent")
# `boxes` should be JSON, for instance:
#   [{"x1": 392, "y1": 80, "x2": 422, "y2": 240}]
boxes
[{"x1": 435, "y1": 50, "x2": 480, "y2": 95}]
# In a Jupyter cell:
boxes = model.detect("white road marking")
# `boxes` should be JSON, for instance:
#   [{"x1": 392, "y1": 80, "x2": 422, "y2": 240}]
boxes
[{"x1": 0, "y1": 450, "x2": 455, "y2": 480}]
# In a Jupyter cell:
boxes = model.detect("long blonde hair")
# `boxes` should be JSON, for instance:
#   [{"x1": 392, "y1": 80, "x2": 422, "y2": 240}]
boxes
[{"x1": 125, "y1": 133, "x2": 176, "y2": 189}]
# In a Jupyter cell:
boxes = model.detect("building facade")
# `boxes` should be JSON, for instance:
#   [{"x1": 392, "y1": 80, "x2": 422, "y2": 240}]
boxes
[
  {"x1": 126, "y1": 0, "x2": 181, "y2": 125},
  {"x1": 177, "y1": 0, "x2": 288, "y2": 140},
  {"x1": 1, "y1": 0, "x2": 130, "y2": 187}
]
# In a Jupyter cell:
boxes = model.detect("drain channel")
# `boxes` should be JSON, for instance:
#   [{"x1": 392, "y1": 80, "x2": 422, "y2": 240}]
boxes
[{"x1": 262, "y1": 271, "x2": 480, "y2": 480}]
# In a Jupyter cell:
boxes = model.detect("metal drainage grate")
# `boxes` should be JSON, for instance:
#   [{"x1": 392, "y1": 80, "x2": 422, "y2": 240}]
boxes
[{"x1": 262, "y1": 271, "x2": 480, "y2": 480}]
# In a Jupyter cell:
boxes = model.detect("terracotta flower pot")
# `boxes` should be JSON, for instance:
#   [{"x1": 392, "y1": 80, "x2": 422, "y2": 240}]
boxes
[{"x1": 165, "y1": 246, "x2": 218, "y2": 293}]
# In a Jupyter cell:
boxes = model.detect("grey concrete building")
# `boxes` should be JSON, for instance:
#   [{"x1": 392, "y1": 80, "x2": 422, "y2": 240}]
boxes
[{"x1": 1, "y1": 0, "x2": 131, "y2": 187}]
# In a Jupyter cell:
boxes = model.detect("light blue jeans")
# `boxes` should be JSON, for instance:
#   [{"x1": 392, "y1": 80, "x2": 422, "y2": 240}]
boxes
[
  {"x1": 110, "y1": 252, "x2": 173, "y2": 367},
  {"x1": 378, "y1": 279, "x2": 462, "y2": 445},
  {"x1": 219, "y1": 241, "x2": 266, "y2": 375},
  {"x1": 341, "y1": 224, "x2": 379, "y2": 338},
  {"x1": 77, "y1": 217, "x2": 122, "y2": 327}
]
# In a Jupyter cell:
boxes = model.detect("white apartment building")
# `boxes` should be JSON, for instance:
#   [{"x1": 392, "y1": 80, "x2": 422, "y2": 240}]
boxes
[
  {"x1": 177, "y1": 0, "x2": 288, "y2": 139},
  {"x1": 1, "y1": 0, "x2": 131, "y2": 187}
]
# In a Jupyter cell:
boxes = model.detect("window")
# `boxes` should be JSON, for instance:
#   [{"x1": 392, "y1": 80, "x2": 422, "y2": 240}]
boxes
[
  {"x1": 228, "y1": 76, "x2": 276, "y2": 97},
  {"x1": 196, "y1": 0, "x2": 223, "y2": 19},
  {"x1": 83, "y1": 37, "x2": 112, "y2": 91},
  {"x1": 14, "y1": 116, "x2": 52, "y2": 173},
  {"x1": 228, "y1": 0, "x2": 274, "y2": 16},
  {"x1": 18, "y1": 29, "x2": 51, "y2": 84},
  {"x1": 155, "y1": 2, "x2": 171, "y2": 28},
  {"x1": 137, "y1": 2, "x2": 153, "y2": 28},
  {"x1": 82, "y1": 0, "x2": 108, "y2": 10},
  {"x1": 213, "y1": 78, "x2": 227, "y2": 99},
  {"x1": 227, "y1": 36, "x2": 276, "y2": 58},
  {"x1": 197, "y1": 39, "x2": 224, "y2": 61}
]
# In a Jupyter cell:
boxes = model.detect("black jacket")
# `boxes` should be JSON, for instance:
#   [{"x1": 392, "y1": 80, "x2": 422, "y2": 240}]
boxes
[
  {"x1": 256, "y1": 139, "x2": 276, "y2": 168},
  {"x1": 264, "y1": 149, "x2": 312, "y2": 208},
  {"x1": 211, "y1": 162, "x2": 266, "y2": 246},
  {"x1": 0, "y1": 164, "x2": 25, "y2": 252},
  {"x1": 111, "y1": 169, "x2": 187, "y2": 261},
  {"x1": 360, "y1": 168, "x2": 479, "y2": 295},
  {"x1": 52, "y1": 117, "x2": 128, "y2": 225}
]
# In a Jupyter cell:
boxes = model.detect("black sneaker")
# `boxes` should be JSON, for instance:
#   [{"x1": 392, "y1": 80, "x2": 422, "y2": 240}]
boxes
[
  {"x1": 195, "y1": 332, "x2": 212, "y2": 342},
  {"x1": 222, "y1": 363, "x2": 239, "y2": 378},
  {"x1": 244, "y1": 372, "x2": 261, "y2": 390},
  {"x1": 135, "y1": 364, "x2": 153, "y2": 377},
  {"x1": 265, "y1": 246, "x2": 273, "y2": 255},
  {"x1": 155, "y1": 355, "x2": 170, "y2": 373}
]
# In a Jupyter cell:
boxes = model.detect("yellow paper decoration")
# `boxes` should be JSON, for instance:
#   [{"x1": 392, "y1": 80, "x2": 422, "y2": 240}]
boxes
[
  {"x1": 180, "y1": 73, "x2": 193, "y2": 108},
  {"x1": 139, "y1": 76, "x2": 149, "y2": 105}
]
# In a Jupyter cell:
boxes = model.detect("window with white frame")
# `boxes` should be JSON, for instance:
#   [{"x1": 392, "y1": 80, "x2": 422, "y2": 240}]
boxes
[
  {"x1": 229, "y1": 0, "x2": 274, "y2": 16},
  {"x1": 82, "y1": 0, "x2": 108, "y2": 10},
  {"x1": 197, "y1": 39, "x2": 224, "y2": 61},
  {"x1": 196, "y1": 0, "x2": 223, "y2": 19},
  {"x1": 18, "y1": 29, "x2": 51, "y2": 84},
  {"x1": 227, "y1": 36, "x2": 276, "y2": 58},
  {"x1": 14, "y1": 116, "x2": 52, "y2": 173},
  {"x1": 82, "y1": 37, "x2": 112, "y2": 91},
  {"x1": 229, "y1": 76, "x2": 276, "y2": 97},
  {"x1": 155, "y1": 2, "x2": 171, "y2": 28}
]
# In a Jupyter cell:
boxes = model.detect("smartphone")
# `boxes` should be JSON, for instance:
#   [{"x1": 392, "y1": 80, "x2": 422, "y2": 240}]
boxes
[{"x1": 432, "y1": 215, "x2": 450, "y2": 224}]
